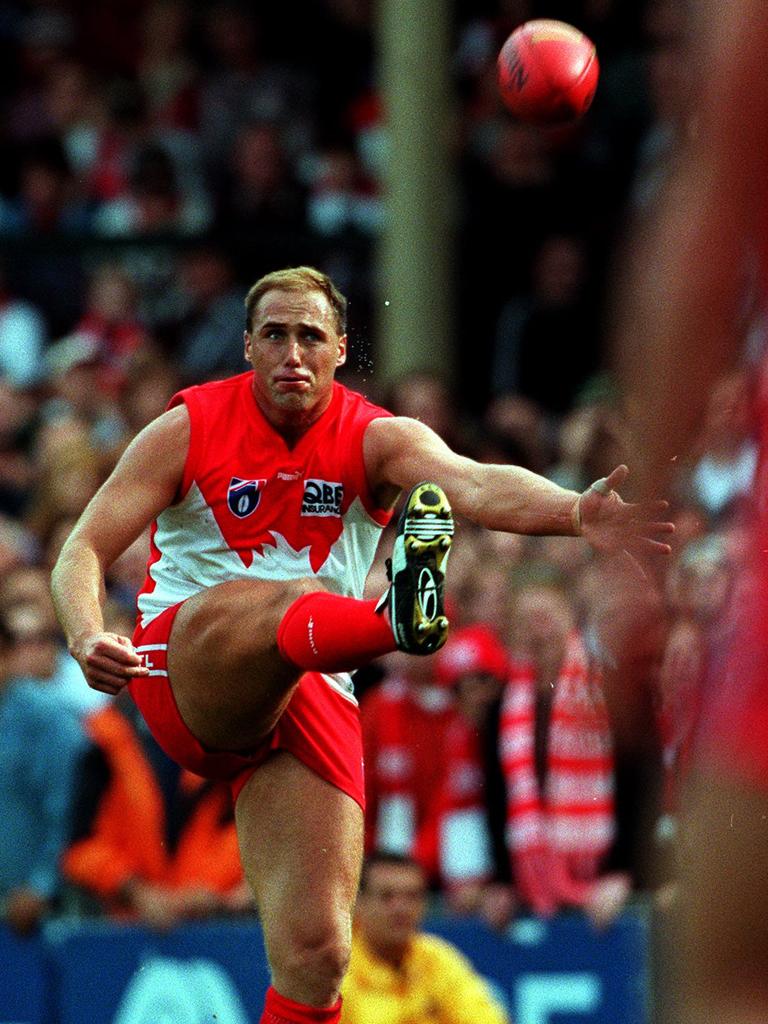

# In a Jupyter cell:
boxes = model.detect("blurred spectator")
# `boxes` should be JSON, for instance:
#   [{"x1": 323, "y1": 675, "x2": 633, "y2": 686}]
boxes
[
  {"x1": 80, "y1": 73, "x2": 209, "y2": 226},
  {"x1": 548, "y1": 398, "x2": 628, "y2": 492},
  {"x1": 492, "y1": 234, "x2": 600, "y2": 414},
  {"x1": 479, "y1": 394, "x2": 551, "y2": 473},
  {"x1": 0, "y1": 563, "x2": 55, "y2": 616},
  {"x1": 138, "y1": 0, "x2": 198, "y2": 132},
  {"x1": 460, "y1": 118, "x2": 557, "y2": 319},
  {"x1": 307, "y1": 147, "x2": 382, "y2": 238},
  {"x1": 658, "y1": 534, "x2": 736, "y2": 820},
  {"x1": 50, "y1": 263, "x2": 150, "y2": 394},
  {"x1": 682, "y1": 370, "x2": 757, "y2": 521},
  {"x1": 0, "y1": 382, "x2": 38, "y2": 517},
  {"x1": 174, "y1": 246, "x2": 248, "y2": 382},
  {"x1": 25, "y1": 417, "x2": 103, "y2": 545},
  {"x1": 218, "y1": 120, "x2": 308, "y2": 235},
  {"x1": 94, "y1": 140, "x2": 210, "y2": 236},
  {"x1": 384, "y1": 371, "x2": 473, "y2": 455},
  {"x1": 341, "y1": 852, "x2": 510, "y2": 1024},
  {"x1": 628, "y1": 5, "x2": 690, "y2": 213},
  {"x1": 0, "y1": 266, "x2": 47, "y2": 388},
  {"x1": 6, "y1": 6, "x2": 77, "y2": 142},
  {"x1": 63, "y1": 694, "x2": 249, "y2": 929},
  {"x1": 432, "y1": 624, "x2": 514, "y2": 928},
  {"x1": 197, "y1": 3, "x2": 315, "y2": 172},
  {"x1": 360, "y1": 652, "x2": 456, "y2": 884},
  {"x1": 0, "y1": 513, "x2": 36, "y2": 575},
  {"x1": 454, "y1": 555, "x2": 515, "y2": 637},
  {"x1": 40, "y1": 59, "x2": 102, "y2": 177},
  {"x1": 119, "y1": 351, "x2": 179, "y2": 435},
  {"x1": 0, "y1": 607, "x2": 86, "y2": 936},
  {"x1": 503, "y1": 583, "x2": 629, "y2": 923},
  {"x1": 4, "y1": 596, "x2": 106, "y2": 717},
  {"x1": 41, "y1": 342, "x2": 127, "y2": 456},
  {"x1": 0, "y1": 137, "x2": 90, "y2": 235}
]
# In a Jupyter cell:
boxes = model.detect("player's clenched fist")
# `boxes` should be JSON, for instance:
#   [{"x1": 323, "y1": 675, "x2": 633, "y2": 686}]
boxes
[{"x1": 71, "y1": 631, "x2": 150, "y2": 695}]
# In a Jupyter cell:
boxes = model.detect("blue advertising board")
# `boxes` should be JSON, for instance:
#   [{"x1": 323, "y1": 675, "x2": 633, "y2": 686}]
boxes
[
  {"x1": 0, "y1": 908, "x2": 650, "y2": 1024},
  {"x1": 426, "y1": 910, "x2": 649, "y2": 1024},
  {"x1": 0, "y1": 926, "x2": 50, "y2": 1024}
]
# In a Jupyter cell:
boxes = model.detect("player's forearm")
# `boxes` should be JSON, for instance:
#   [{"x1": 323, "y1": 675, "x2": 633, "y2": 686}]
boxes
[
  {"x1": 50, "y1": 536, "x2": 107, "y2": 651},
  {"x1": 451, "y1": 463, "x2": 580, "y2": 536}
]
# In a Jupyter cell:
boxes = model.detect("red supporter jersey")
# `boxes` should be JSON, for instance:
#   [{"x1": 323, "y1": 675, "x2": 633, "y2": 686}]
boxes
[
  {"x1": 137, "y1": 374, "x2": 393, "y2": 629},
  {"x1": 360, "y1": 676, "x2": 457, "y2": 880}
]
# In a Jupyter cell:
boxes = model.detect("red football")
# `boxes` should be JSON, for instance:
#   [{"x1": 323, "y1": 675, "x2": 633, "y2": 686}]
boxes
[{"x1": 497, "y1": 20, "x2": 599, "y2": 125}]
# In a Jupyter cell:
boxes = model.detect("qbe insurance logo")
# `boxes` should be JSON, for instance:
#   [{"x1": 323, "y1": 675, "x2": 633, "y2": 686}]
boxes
[{"x1": 301, "y1": 479, "x2": 343, "y2": 517}]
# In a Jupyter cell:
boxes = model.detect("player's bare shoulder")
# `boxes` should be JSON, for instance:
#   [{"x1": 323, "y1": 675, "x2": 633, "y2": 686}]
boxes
[
  {"x1": 64, "y1": 403, "x2": 192, "y2": 564},
  {"x1": 364, "y1": 414, "x2": 433, "y2": 451},
  {"x1": 363, "y1": 415, "x2": 419, "y2": 472},
  {"x1": 143, "y1": 402, "x2": 191, "y2": 450},
  {"x1": 363, "y1": 413, "x2": 456, "y2": 507}
]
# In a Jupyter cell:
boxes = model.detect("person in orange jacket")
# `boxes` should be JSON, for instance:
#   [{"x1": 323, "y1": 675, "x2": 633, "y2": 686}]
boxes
[{"x1": 62, "y1": 694, "x2": 251, "y2": 929}]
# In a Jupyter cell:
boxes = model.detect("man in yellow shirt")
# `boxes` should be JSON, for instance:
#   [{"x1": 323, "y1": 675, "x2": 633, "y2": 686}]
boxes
[{"x1": 341, "y1": 853, "x2": 511, "y2": 1024}]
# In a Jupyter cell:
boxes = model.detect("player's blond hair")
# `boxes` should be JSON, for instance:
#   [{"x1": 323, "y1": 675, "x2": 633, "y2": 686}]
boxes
[{"x1": 244, "y1": 266, "x2": 348, "y2": 336}]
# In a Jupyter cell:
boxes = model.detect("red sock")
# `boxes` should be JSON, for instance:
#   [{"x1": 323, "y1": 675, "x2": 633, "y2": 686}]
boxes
[
  {"x1": 277, "y1": 592, "x2": 396, "y2": 673},
  {"x1": 260, "y1": 986, "x2": 342, "y2": 1023}
]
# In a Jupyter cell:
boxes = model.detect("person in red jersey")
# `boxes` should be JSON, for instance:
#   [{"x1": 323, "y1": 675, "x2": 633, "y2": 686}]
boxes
[
  {"x1": 51, "y1": 265, "x2": 670, "y2": 1024},
  {"x1": 360, "y1": 652, "x2": 456, "y2": 883},
  {"x1": 610, "y1": 2, "x2": 768, "y2": 1020}
]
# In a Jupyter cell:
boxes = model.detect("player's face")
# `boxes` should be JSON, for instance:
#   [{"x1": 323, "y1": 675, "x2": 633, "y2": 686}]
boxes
[{"x1": 245, "y1": 287, "x2": 347, "y2": 426}]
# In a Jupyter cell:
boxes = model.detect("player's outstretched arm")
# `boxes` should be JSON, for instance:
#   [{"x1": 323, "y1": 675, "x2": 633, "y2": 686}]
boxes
[
  {"x1": 364, "y1": 416, "x2": 672, "y2": 557},
  {"x1": 51, "y1": 405, "x2": 189, "y2": 695}
]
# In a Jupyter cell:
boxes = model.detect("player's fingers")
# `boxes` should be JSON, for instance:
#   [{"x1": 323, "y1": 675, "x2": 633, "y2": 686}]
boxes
[
  {"x1": 636, "y1": 521, "x2": 675, "y2": 535},
  {"x1": 85, "y1": 672, "x2": 127, "y2": 695},
  {"x1": 90, "y1": 640, "x2": 144, "y2": 666},
  {"x1": 635, "y1": 537, "x2": 673, "y2": 555},
  {"x1": 602, "y1": 464, "x2": 629, "y2": 492},
  {"x1": 626, "y1": 536, "x2": 675, "y2": 561},
  {"x1": 86, "y1": 652, "x2": 148, "y2": 677},
  {"x1": 626, "y1": 500, "x2": 673, "y2": 521},
  {"x1": 88, "y1": 630, "x2": 143, "y2": 663}
]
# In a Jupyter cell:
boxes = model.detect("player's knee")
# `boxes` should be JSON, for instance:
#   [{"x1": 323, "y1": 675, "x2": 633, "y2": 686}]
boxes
[
  {"x1": 280, "y1": 576, "x2": 329, "y2": 609},
  {"x1": 272, "y1": 922, "x2": 350, "y2": 995}
]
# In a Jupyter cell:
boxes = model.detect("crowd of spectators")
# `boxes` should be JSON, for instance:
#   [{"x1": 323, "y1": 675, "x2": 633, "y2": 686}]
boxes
[{"x1": 0, "y1": 0, "x2": 759, "y2": 955}]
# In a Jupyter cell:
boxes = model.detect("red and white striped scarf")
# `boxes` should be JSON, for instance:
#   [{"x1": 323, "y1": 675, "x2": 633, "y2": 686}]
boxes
[{"x1": 500, "y1": 631, "x2": 615, "y2": 859}]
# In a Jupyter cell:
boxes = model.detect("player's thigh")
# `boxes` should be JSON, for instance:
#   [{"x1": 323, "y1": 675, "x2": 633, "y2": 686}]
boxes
[
  {"x1": 167, "y1": 577, "x2": 319, "y2": 749},
  {"x1": 235, "y1": 751, "x2": 363, "y2": 960}
]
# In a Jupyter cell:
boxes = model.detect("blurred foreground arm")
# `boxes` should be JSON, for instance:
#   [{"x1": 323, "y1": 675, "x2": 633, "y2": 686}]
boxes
[{"x1": 616, "y1": 0, "x2": 768, "y2": 500}]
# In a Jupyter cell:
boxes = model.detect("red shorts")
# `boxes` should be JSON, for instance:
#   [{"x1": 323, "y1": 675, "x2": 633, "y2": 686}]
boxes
[{"x1": 129, "y1": 602, "x2": 365, "y2": 809}]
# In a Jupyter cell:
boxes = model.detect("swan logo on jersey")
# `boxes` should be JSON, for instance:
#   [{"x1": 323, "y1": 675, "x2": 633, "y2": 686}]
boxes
[
  {"x1": 302, "y1": 479, "x2": 343, "y2": 517},
  {"x1": 227, "y1": 477, "x2": 267, "y2": 518}
]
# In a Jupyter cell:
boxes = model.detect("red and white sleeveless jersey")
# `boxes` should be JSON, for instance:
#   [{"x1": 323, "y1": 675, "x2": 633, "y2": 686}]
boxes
[{"x1": 137, "y1": 374, "x2": 394, "y2": 628}]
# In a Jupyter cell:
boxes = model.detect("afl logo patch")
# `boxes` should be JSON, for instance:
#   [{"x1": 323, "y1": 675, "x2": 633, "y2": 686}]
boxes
[{"x1": 227, "y1": 477, "x2": 266, "y2": 518}]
